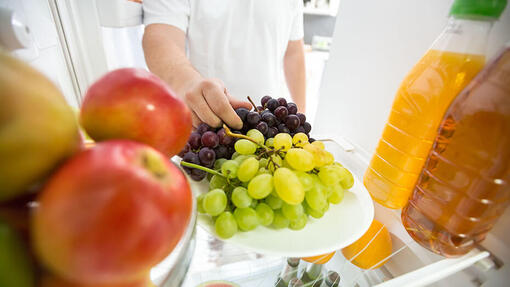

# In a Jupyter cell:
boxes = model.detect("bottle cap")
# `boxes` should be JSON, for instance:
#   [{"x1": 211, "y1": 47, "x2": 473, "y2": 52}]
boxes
[
  {"x1": 450, "y1": 0, "x2": 507, "y2": 19},
  {"x1": 287, "y1": 257, "x2": 300, "y2": 267}
]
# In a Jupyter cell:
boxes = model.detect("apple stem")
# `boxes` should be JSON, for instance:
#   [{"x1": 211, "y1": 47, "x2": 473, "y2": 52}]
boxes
[
  {"x1": 222, "y1": 124, "x2": 270, "y2": 151},
  {"x1": 180, "y1": 161, "x2": 224, "y2": 177},
  {"x1": 247, "y1": 96, "x2": 261, "y2": 113}
]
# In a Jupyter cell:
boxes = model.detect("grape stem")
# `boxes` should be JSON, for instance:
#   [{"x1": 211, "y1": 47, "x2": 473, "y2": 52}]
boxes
[
  {"x1": 247, "y1": 96, "x2": 262, "y2": 113},
  {"x1": 180, "y1": 161, "x2": 224, "y2": 177},
  {"x1": 222, "y1": 124, "x2": 270, "y2": 152}
]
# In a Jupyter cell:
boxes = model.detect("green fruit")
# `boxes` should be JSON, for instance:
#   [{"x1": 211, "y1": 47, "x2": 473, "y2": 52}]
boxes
[
  {"x1": 0, "y1": 51, "x2": 80, "y2": 201},
  {"x1": 0, "y1": 221, "x2": 35, "y2": 287}
]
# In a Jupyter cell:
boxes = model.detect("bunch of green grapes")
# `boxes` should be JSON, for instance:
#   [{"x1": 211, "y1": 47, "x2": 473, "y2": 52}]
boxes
[{"x1": 188, "y1": 127, "x2": 355, "y2": 239}]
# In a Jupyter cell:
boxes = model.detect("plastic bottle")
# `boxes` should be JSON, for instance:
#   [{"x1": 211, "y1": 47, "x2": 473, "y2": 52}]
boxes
[
  {"x1": 300, "y1": 262, "x2": 324, "y2": 287},
  {"x1": 363, "y1": 0, "x2": 507, "y2": 209},
  {"x1": 402, "y1": 45, "x2": 510, "y2": 257},
  {"x1": 320, "y1": 271, "x2": 341, "y2": 287}
]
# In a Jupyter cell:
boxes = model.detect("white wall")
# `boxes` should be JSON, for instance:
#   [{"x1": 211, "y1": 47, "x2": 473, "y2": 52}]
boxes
[{"x1": 314, "y1": 0, "x2": 510, "y2": 157}]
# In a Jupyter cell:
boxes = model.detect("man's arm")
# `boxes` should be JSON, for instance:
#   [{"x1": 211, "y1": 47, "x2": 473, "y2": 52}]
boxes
[
  {"x1": 142, "y1": 24, "x2": 249, "y2": 129},
  {"x1": 284, "y1": 39, "x2": 306, "y2": 113}
]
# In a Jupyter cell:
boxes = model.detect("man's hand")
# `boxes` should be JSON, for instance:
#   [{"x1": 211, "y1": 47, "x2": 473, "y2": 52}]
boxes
[
  {"x1": 184, "y1": 78, "x2": 251, "y2": 129},
  {"x1": 142, "y1": 24, "x2": 250, "y2": 130}
]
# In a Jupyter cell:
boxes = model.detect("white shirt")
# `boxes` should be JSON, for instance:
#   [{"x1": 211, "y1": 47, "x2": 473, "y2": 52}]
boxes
[{"x1": 143, "y1": 0, "x2": 304, "y2": 104}]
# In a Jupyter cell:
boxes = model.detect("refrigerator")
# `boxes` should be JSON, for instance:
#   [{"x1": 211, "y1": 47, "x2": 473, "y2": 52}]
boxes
[{"x1": 1, "y1": 0, "x2": 509, "y2": 286}]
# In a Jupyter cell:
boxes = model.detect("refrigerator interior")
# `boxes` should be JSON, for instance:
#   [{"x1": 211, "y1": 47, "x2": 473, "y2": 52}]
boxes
[{"x1": 1, "y1": 0, "x2": 509, "y2": 286}]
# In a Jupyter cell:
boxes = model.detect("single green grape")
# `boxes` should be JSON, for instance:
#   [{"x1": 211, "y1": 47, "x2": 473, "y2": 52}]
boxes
[
  {"x1": 256, "y1": 203, "x2": 274, "y2": 226},
  {"x1": 235, "y1": 139, "x2": 257, "y2": 155},
  {"x1": 215, "y1": 212, "x2": 238, "y2": 239},
  {"x1": 289, "y1": 213, "x2": 308, "y2": 230},
  {"x1": 259, "y1": 158, "x2": 269, "y2": 168},
  {"x1": 221, "y1": 160, "x2": 239, "y2": 179},
  {"x1": 339, "y1": 166, "x2": 354, "y2": 189},
  {"x1": 295, "y1": 171, "x2": 314, "y2": 191},
  {"x1": 234, "y1": 154, "x2": 249, "y2": 164},
  {"x1": 311, "y1": 140, "x2": 325, "y2": 149},
  {"x1": 265, "y1": 194, "x2": 283, "y2": 209},
  {"x1": 265, "y1": 137, "x2": 274, "y2": 148},
  {"x1": 247, "y1": 174, "x2": 273, "y2": 199},
  {"x1": 285, "y1": 148, "x2": 314, "y2": 171},
  {"x1": 272, "y1": 210, "x2": 290, "y2": 229},
  {"x1": 273, "y1": 168, "x2": 304, "y2": 205},
  {"x1": 305, "y1": 185, "x2": 328, "y2": 211},
  {"x1": 274, "y1": 133, "x2": 292, "y2": 151},
  {"x1": 267, "y1": 154, "x2": 283, "y2": 173},
  {"x1": 237, "y1": 157, "x2": 259, "y2": 182},
  {"x1": 209, "y1": 174, "x2": 227, "y2": 189},
  {"x1": 292, "y1": 132, "x2": 309, "y2": 147},
  {"x1": 203, "y1": 189, "x2": 227, "y2": 216},
  {"x1": 231, "y1": 151, "x2": 241, "y2": 159},
  {"x1": 234, "y1": 207, "x2": 259, "y2": 231},
  {"x1": 247, "y1": 129, "x2": 265, "y2": 145},
  {"x1": 328, "y1": 184, "x2": 345, "y2": 204},
  {"x1": 196, "y1": 194, "x2": 206, "y2": 213},
  {"x1": 214, "y1": 158, "x2": 227, "y2": 170},
  {"x1": 303, "y1": 201, "x2": 324, "y2": 219},
  {"x1": 281, "y1": 202, "x2": 304, "y2": 220},
  {"x1": 231, "y1": 186, "x2": 252, "y2": 208},
  {"x1": 257, "y1": 167, "x2": 270, "y2": 175},
  {"x1": 318, "y1": 165, "x2": 341, "y2": 186},
  {"x1": 323, "y1": 150, "x2": 335, "y2": 165}
]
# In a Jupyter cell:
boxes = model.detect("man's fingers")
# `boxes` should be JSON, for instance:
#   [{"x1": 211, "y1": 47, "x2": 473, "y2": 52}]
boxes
[
  {"x1": 226, "y1": 91, "x2": 252, "y2": 110},
  {"x1": 191, "y1": 111, "x2": 201, "y2": 128},
  {"x1": 203, "y1": 87, "x2": 244, "y2": 130},
  {"x1": 185, "y1": 89, "x2": 222, "y2": 128}
]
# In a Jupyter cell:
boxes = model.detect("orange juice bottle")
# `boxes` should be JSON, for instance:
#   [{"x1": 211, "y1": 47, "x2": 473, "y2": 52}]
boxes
[
  {"x1": 363, "y1": 0, "x2": 507, "y2": 209},
  {"x1": 402, "y1": 45, "x2": 510, "y2": 257}
]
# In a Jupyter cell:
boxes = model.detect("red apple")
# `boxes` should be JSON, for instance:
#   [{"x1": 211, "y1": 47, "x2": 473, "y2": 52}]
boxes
[
  {"x1": 33, "y1": 140, "x2": 192, "y2": 285},
  {"x1": 80, "y1": 68, "x2": 192, "y2": 157}
]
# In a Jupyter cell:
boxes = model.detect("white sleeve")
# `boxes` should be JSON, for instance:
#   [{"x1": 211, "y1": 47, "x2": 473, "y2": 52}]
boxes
[
  {"x1": 289, "y1": 0, "x2": 304, "y2": 40},
  {"x1": 143, "y1": 0, "x2": 190, "y2": 33}
]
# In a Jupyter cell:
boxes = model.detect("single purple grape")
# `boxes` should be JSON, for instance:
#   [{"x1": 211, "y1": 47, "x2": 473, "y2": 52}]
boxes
[
  {"x1": 199, "y1": 147, "x2": 216, "y2": 166},
  {"x1": 285, "y1": 115, "x2": 300, "y2": 131},
  {"x1": 217, "y1": 128, "x2": 233, "y2": 146},
  {"x1": 201, "y1": 131, "x2": 219, "y2": 148},
  {"x1": 266, "y1": 99, "x2": 279, "y2": 112},
  {"x1": 197, "y1": 123, "x2": 212, "y2": 135},
  {"x1": 256, "y1": 121, "x2": 269, "y2": 136},
  {"x1": 296, "y1": 113, "x2": 306, "y2": 125},
  {"x1": 303, "y1": 122, "x2": 312, "y2": 134},
  {"x1": 178, "y1": 143, "x2": 191, "y2": 158},
  {"x1": 190, "y1": 168, "x2": 207, "y2": 181},
  {"x1": 261, "y1": 112, "x2": 277, "y2": 127},
  {"x1": 274, "y1": 106, "x2": 288, "y2": 121},
  {"x1": 287, "y1": 103, "x2": 298, "y2": 115},
  {"x1": 188, "y1": 132, "x2": 202, "y2": 150},
  {"x1": 235, "y1": 108, "x2": 250, "y2": 122},
  {"x1": 267, "y1": 127, "x2": 279, "y2": 138},
  {"x1": 277, "y1": 97, "x2": 287, "y2": 107},
  {"x1": 277, "y1": 123, "x2": 290, "y2": 134},
  {"x1": 295, "y1": 126, "x2": 306, "y2": 134},
  {"x1": 256, "y1": 105, "x2": 263, "y2": 112},
  {"x1": 246, "y1": 112, "x2": 261, "y2": 125},
  {"x1": 214, "y1": 145, "x2": 229, "y2": 159},
  {"x1": 261, "y1": 95, "x2": 272, "y2": 107},
  {"x1": 182, "y1": 151, "x2": 200, "y2": 164}
]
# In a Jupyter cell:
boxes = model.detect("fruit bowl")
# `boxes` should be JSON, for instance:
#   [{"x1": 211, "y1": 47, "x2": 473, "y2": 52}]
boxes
[{"x1": 188, "y1": 140, "x2": 374, "y2": 258}]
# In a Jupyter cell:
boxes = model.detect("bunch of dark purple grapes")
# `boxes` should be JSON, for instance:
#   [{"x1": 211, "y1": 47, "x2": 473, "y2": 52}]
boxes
[
  {"x1": 178, "y1": 123, "x2": 236, "y2": 181},
  {"x1": 236, "y1": 95, "x2": 312, "y2": 139}
]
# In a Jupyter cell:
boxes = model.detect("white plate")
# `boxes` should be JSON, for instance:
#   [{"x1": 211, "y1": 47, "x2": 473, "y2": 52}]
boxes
[{"x1": 189, "y1": 141, "x2": 374, "y2": 258}]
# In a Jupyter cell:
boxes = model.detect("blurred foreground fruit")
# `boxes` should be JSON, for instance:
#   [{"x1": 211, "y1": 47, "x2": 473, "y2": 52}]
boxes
[
  {"x1": 80, "y1": 68, "x2": 192, "y2": 157},
  {"x1": 342, "y1": 219, "x2": 392, "y2": 269},
  {"x1": 33, "y1": 140, "x2": 192, "y2": 284},
  {"x1": 0, "y1": 51, "x2": 80, "y2": 201},
  {"x1": 40, "y1": 274, "x2": 155, "y2": 287},
  {"x1": 0, "y1": 220, "x2": 35, "y2": 287}
]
